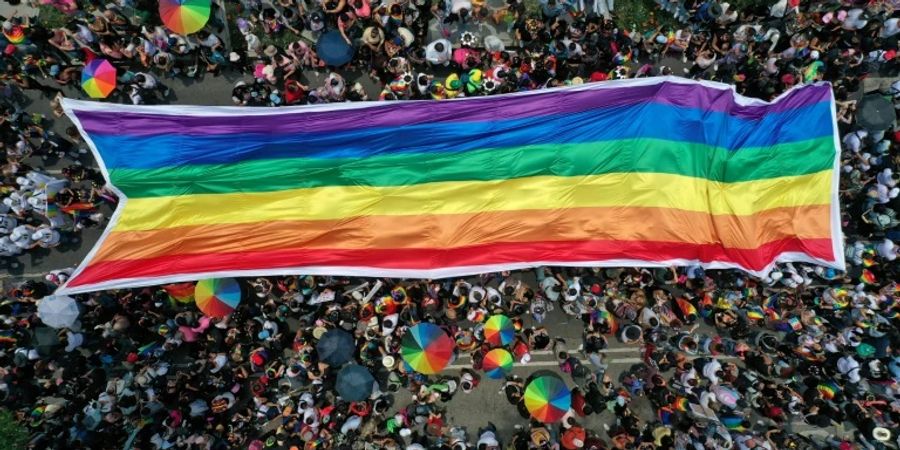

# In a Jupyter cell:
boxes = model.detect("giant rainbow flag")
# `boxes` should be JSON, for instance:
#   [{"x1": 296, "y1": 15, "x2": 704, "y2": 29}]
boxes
[{"x1": 58, "y1": 77, "x2": 844, "y2": 293}]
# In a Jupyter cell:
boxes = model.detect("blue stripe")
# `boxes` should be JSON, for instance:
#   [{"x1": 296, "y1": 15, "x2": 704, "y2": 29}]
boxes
[{"x1": 90, "y1": 102, "x2": 834, "y2": 170}]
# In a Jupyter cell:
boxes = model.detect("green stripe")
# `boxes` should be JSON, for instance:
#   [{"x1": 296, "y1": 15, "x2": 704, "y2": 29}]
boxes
[{"x1": 110, "y1": 137, "x2": 835, "y2": 198}]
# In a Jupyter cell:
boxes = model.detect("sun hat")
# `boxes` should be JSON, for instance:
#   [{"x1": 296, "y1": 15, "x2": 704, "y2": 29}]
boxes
[
  {"x1": 459, "y1": 31, "x2": 477, "y2": 47},
  {"x1": 397, "y1": 27, "x2": 415, "y2": 47},
  {"x1": 873, "y1": 427, "x2": 891, "y2": 442}
]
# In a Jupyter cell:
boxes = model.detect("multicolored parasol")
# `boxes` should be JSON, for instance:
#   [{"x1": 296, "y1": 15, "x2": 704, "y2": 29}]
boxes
[
  {"x1": 401, "y1": 323, "x2": 455, "y2": 375},
  {"x1": 817, "y1": 381, "x2": 839, "y2": 400},
  {"x1": 484, "y1": 314, "x2": 515, "y2": 346},
  {"x1": 3, "y1": 24, "x2": 25, "y2": 44},
  {"x1": 159, "y1": 0, "x2": 211, "y2": 35},
  {"x1": 594, "y1": 309, "x2": 618, "y2": 334},
  {"x1": 81, "y1": 59, "x2": 116, "y2": 98},
  {"x1": 163, "y1": 282, "x2": 195, "y2": 303},
  {"x1": 860, "y1": 269, "x2": 877, "y2": 285},
  {"x1": 482, "y1": 348, "x2": 514, "y2": 379},
  {"x1": 712, "y1": 385, "x2": 740, "y2": 409},
  {"x1": 524, "y1": 372, "x2": 571, "y2": 423},
  {"x1": 676, "y1": 297, "x2": 698, "y2": 321},
  {"x1": 194, "y1": 278, "x2": 241, "y2": 317},
  {"x1": 721, "y1": 415, "x2": 748, "y2": 431}
]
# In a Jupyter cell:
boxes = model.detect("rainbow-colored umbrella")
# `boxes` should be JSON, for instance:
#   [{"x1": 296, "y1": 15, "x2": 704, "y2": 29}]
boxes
[
  {"x1": 3, "y1": 24, "x2": 26, "y2": 44},
  {"x1": 194, "y1": 278, "x2": 241, "y2": 317},
  {"x1": 401, "y1": 323, "x2": 455, "y2": 375},
  {"x1": 484, "y1": 314, "x2": 515, "y2": 346},
  {"x1": 163, "y1": 282, "x2": 195, "y2": 303},
  {"x1": 482, "y1": 348, "x2": 514, "y2": 379},
  {"x1": 81, "y1": 59, "x2": 116, "y2": 98},
  {"x1": 159, "y1": 0, "x2": 211, "y2": 35},
  {"x1": 524, "y1": 372, "x2": 571, "y2": 423},
  {"x1": 817, "y1": 381, "x2": 839, "y2": 400}
]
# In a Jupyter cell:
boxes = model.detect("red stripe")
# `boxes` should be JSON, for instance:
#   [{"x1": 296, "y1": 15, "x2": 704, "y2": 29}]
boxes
[{"x1": 67, "y1": 238, "x2": 835, "y2": 288}]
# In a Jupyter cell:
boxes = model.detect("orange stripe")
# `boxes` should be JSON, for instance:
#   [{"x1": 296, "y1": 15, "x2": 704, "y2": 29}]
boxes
[{"x1": 91, "y1": 205, "x2": 831, "y2": 264}]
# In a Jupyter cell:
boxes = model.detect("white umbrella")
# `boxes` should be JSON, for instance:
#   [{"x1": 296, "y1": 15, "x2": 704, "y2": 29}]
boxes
[{"x1": 37, "y1": 295, "x2": 80, "y2": 329}]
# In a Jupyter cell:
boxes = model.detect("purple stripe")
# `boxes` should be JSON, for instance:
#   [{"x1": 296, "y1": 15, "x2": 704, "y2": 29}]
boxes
[{"x1": 73, "y1": 81, "x2": 832, "y2": 137}]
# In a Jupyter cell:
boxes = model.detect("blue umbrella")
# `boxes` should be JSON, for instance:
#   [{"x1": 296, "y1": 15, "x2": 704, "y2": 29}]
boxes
[
  {"x1": 336, "y1": 364, "x2": 375, "y2": 401},
  {"x1": 316, "y1": 30, "x2": 355, "y2": 67},
  {"x1": 316, "y1": 329, "x2": 355, "y2": 366}
]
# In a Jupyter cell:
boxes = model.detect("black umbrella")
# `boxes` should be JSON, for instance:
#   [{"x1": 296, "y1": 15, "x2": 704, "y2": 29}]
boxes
[
  {"x1": 336, "y1": 364, "x2": 375, "y2": 401},
  {"x1": 33, "y1": 327, "x2": 60, "y2": 357},
  {"x1": 316, "y1": 329, "x2": 355, "y2": 366},
  {"x1": 857, "y1": 94, "x2": 896, "y2": 131}
]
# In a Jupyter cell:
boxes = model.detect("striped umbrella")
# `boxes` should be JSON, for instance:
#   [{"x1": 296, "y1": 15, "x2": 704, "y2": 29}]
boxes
[
  {"x1": 484, "y1": 314, "x2": 515, "y2": 346},
  {"x1": 163, "y1": 282, "x2": 195, "y2": 303},
  {"x1": 524, "y1": 371, "x2": 571, "y2": 423},
  {"x1": 817, "y1": 381, "x2": 839, "y2": 400},
  {"x1": 159, "y1": 0, "x2": 210, "y2": 35},
  {"x1": 401, "y1": 323, "x2": 455, "y2": 375},
  {"x1": 81, "y1": 59, "x2": 116, "y2": 98},
  {"x1": 482, "y1": 348, "x2": 514, "y2": 379},
  {"x1": 194, "y1": 278, "x2": 241, "y2": 317}
]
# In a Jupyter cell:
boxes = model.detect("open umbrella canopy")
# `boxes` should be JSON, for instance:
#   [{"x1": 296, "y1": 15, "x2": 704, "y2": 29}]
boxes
[
  {"x1": 317, "y1": 30, "x2": 355, "y2": 66},
  {"x1": 484, "y1": 314, "x2": 515, "y2": 346},
  {"x1": 401, "y1": 323, "x2": 455, "y2": 375},
  {"x1": 317, "y1": 329, "x2": 356, "y2": 367},
  {"x1": 336, "y1": 364, "x2": 375, "y2": 401},
  {"x1": 711, "y1": 385, "x2": 740, "y2": 409},
  {"x1": 525, "y1": 371, "x2": 571, "y2": 423},
  {"x1": 159, "y1": 0, "x2": 210, "y2": 35},
  {"x1": 37, "y1": 295, "x2": 80, "y2": 329},
  {"x1": 194, "y1": 278, "x2": 241, "y2": 317},
  {"x1": 164, "y1": 282, "x2": 195, "y2": 303},
  {"x1": 482, "y1": 348, "x2": 514, "y2": 379},
  {"x1": 817, "y1": 381, "x2": 839, "y2": 400},
  {"x1": 857, "y1": 94, "x2": 896, "y2": 131},
  {"x1": 81, "y1": 59, "x2": 116, "y2": 98}
]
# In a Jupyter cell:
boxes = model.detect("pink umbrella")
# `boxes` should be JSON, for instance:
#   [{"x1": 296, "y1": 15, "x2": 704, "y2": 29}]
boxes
[{"x1": 712, "y1": 385, "x2": 740, "y2": 409}]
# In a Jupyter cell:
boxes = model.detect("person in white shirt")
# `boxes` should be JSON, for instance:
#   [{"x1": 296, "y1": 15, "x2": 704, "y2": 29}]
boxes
[
  {"x1": 425, "y1": 39, "x2": 452, "y2": 66},
  {"x1": 0, "y1": 214, "x2": 16, "y2": 234},
  {"x1": 842, "y1": 130, "x2": 867, "y2": 153},
  {"x1": 0, "y1": 236, "x2": 22, "y2": 257},
  {"x1": 876, "y1": 238, "x2": 897, "y2": 261},
  {"x1": 703, "y1": 358, "x2": 723, "y2": 385},
  {"x1": 3, "y1": 191, "x2": 31, "y2": 216},
  {"x1": 9, "y1": 225, "x2": 35, "y2": 249},
  {"x1": 31, "y1": 226, "x2": 61, "y2": 249},
  {"x1": 876, "y1": 168, "x2": 897, "y2": 187}
]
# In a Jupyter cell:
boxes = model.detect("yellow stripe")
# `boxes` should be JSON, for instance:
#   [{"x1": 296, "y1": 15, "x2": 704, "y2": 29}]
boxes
[{"x1": 114, "y1": 171, "x2": 833, "y2": 232}]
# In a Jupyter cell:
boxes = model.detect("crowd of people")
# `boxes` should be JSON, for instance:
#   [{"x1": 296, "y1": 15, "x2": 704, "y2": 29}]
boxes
[{"x1": 1, "y1": 0, "x2": 899, "y2": 449}]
